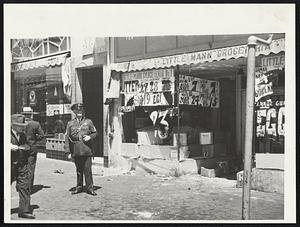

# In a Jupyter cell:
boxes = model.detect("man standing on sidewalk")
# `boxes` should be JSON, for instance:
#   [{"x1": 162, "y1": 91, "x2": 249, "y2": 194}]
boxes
[
  {"x1": 64, "y1": 103, "x2": 98, "y2": 196},
  {"x1": 22, "y1": 107, "x2": 45, "y2": 194},
  {"x1": 11, "y1": 114, "x2": 35, "y2": 219}
]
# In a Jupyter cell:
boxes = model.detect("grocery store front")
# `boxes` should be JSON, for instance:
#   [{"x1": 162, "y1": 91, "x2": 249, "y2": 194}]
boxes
[{"x1": 108, "y1": 35, "x2": 285, "y2": 176}]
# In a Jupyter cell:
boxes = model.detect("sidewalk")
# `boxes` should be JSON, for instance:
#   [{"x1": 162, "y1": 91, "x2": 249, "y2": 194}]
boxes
[{"x1": 10, "y1": 153, "x2": 284, "y2": 221}]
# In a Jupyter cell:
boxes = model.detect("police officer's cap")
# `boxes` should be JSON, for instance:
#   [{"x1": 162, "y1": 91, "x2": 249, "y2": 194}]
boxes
[{"x1": 71, "y1": 103, "x2": 84, "y2": 111}]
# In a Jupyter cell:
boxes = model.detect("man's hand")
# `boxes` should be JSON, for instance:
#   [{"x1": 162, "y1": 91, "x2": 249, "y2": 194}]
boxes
[
  {"x1": 83, "y1": 135, "x2": 91, "y2": 142},
  {"x1": 11, "y1": 144, "x2": 19, "y2": 151}
]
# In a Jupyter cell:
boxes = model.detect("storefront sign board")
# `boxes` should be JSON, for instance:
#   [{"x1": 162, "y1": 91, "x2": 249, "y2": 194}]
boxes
[
  {"x1": 111, "y1": 39, "x2": 285, "y2": 72},
  {"x1": 179, "y1": 75, "x2": 220, "y2": 108},
  {"x1": 12, "y1": 53, "x2": 69, "y2": 72},
  {"x1": 122, "y1": 68, "x2": 175, "y2": 106}
]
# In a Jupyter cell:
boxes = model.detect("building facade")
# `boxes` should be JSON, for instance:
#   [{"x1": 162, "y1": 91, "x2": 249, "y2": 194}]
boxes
[
  {"x1": 106, "y1": 34, "x2": 285, "y2": 174},
  {"x1": 11, "y1": 34, "x2": 285, "y2": 174}
]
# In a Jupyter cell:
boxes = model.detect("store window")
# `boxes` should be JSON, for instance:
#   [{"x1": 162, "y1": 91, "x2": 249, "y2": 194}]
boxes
[
  {"x1": 14, "y1": 64, "x2": 72, "y2": 137},
  {"x1": 255, "y1": 61, "x2": 285, "y2": 154}
]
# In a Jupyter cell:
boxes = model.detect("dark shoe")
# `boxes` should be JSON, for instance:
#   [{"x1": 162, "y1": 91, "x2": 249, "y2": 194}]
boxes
[
  {"x1": 86, "y1": 190, "x2": 97, "y2": 196},
  {"x1": 18, "y1": 213, "x2": 36, "y2": 219},
  {"x1": 71, "y1": 188, "x2": 83, "y2": 195}
]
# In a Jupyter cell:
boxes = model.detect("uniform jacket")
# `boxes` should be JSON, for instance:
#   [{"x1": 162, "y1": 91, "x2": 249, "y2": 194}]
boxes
[
  {"x1": 11, "y1": 130, "x2": 30, "y2": 166},
  {"x1": 64, "y1": 117, "x2": 97, "y2": 157},
  {"x1": 25, "y1": 118, "x2": 44, "y2": 155}
]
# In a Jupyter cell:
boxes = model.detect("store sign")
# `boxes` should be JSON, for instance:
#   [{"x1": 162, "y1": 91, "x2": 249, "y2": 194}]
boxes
[
  {"x1": 255, "y1": 67, "x2": 277, "y2": 102},
  {"x1": 12, "y1": 53, "x2": 68, "y2": 72},
  {"x1": 46, "y1": 104, "x2": 64, "y2": 116},
  {"x1": 29, "y1": 90, "x2": 36, "y2": 105},
  {"x1": 119, "y1": 105, "x2": 136, "y2": 113},
  {"x1": 256, "y1": 97, "x2": 285, "y2": 138},
  {"x1": 179, "y1": 75, "x2": 220, "y2": 108},
  {"x1": 261, "y1": 54, "x2": 285, "y2": 68},
  {"x1": 122, "y1": 68, "x2": 175, "y2": 106},
  {"x1": 112, "y1": 38, "x2": 285, "y2": 72}
]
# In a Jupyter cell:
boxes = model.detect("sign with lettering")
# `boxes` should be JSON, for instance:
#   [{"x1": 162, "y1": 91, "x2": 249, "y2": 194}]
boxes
[
  {"x1": 256, "y1": 96, "x2": 285, "y2": 139},
  {"x1": 255, "y1": 67, "x2": 276, "y2": 102},
  {"x1": 12, "y1": 53, "x2": 68, "y2": 72},
  {"x1": 46, "y1": 104, "x2": 64, "y2": 116},
  {"x1": 122, "y1": 68, "x2": 175, "y2": 106},
  {"x1": 261, "y1": 54, "x2": 285, "y2": 68},
  {"x1": 112, "y1": 38, "x2": 285, "y2": 72},
  {"x1": 179, "y1": 75, "x2": 219, "y2": 108}
]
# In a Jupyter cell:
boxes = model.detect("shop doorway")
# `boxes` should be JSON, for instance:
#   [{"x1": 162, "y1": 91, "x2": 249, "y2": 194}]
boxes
[{"x1": 81, "y1": 67, "x2": 103, "y2": 157}]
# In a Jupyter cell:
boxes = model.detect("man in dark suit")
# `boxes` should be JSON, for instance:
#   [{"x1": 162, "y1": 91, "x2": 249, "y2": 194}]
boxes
[
  {"x1": 22, "y1": 108, "x2": 45, "y2": 193},
  {"x1": 64, "y1": 103, "x2": 98, "y2": 196},
  {"x1": 11, "y1": 114, "x2": 35, "y2": 219}
]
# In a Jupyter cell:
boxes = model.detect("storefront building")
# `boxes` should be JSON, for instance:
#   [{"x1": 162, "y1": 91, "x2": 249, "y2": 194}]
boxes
[
  {"x1": 11, "y1": 37, "x2": 110, "y2": 164},
  {"x1": 11, "y1": 37, "x2": 72, "y2": 153},
  {"x1": 107, "y1": 34, "x2": 285, "y2": 175}
]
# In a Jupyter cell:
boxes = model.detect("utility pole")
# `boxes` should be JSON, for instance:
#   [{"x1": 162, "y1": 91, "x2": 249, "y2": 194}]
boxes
[{"x1": 242, "y1": 34, "x2": 273, "y2": 220}]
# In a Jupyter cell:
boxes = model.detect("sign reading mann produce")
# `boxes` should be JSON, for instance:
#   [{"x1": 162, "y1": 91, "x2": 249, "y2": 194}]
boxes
[{"x1": 121, "y1": 68, "x2": 175, "y2": 106}]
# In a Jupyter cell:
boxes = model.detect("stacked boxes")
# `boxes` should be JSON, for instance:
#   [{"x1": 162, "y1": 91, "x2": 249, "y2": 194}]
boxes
[{"x1": 46, "y1": 138, "x2": 69, "y2": 161}]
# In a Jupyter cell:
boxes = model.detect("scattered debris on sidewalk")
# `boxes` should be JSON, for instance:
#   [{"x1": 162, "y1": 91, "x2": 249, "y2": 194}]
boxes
[
  {"x1": 133, "y1": 211, "x2": 153, "y2": 219},
  {"x1": 54, "y1": 169, "x2": 64, "y2": 174}
]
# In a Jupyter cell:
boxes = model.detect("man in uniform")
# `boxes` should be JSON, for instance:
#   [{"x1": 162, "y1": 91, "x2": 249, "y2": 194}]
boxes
[
  {"x1": 64, "y1": 103, "x2": 98, "y2": 196},
  {"x1": 22, "y1": 107, "x2": 45, "y2": 194},
  {"x1": 11, "y1": 114, "x2": 35, "y2": 219}
]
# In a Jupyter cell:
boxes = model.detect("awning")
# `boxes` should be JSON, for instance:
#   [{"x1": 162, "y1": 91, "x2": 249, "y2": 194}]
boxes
[
  {"x1": 11, "y1": 52, "x2": 70, "y2": 72},
  {"x1": 111, "y1": 38, "x2": 285, "y2": 72}
]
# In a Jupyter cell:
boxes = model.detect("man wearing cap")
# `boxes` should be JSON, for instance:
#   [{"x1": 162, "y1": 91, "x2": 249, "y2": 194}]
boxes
[
  {"x1": 22, "y1": 107, "x2": 44, "y2": 194},
  {"x1": 11, "y1": 114, "x2": 35, "y2": 219},
  {"x1": 64, "y1": 103, "x2": 98, "y2": 196}
]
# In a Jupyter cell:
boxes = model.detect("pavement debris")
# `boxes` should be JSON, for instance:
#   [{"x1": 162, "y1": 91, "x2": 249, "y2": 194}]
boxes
[{"x1": 53, "y1": 169, "x2": 64, "y2": 174}]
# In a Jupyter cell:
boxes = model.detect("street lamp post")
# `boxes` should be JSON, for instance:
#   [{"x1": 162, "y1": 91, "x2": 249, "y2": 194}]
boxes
[{"x1": 242, "y1": 34, "x2": 273, "y2": 220}]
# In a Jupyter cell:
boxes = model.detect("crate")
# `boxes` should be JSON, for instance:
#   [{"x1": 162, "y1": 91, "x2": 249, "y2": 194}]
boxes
[
  {"x1": 199, "y1": 132, "x2": 213, "y2": 145},
  {"x1": 170, "y1": 147, "x2": 190, "y2": 161},
  {"x1": 46, "y1": 138, "x2": 65, "y2": 151},
  {"x1": 173, "y1": 133, "x2": 187, "y2": 146},
  {"x1": 46, "y1": 149, "x2": 70, "y2": 161}
]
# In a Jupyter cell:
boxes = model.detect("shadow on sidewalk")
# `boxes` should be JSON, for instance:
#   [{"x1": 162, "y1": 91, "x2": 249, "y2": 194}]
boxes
[
  {"x1": 11, "y1": 204, "x2": 39, "y2": 214},
  {"x1": 69, "y1": 185, "x2": 102, "y2": 192},
  {"x1": 31, "y1": 184, "x2": 51, "y2": 195}
]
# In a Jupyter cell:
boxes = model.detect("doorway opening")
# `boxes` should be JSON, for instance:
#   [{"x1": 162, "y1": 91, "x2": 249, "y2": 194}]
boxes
[{"x1": 81, "y1": 67, "x2": 103, "y2": 157}]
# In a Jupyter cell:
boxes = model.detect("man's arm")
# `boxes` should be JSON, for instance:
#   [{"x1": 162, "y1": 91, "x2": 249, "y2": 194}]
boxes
[
  {"x1": 35, "y1": 122, "x2": 45, "y2": 140},
  {"x1": 64, "y1": 121, "x2": 73, "y2": 155}
]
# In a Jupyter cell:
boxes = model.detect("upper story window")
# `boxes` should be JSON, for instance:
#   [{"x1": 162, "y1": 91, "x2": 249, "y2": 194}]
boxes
[{"x1": 11, "y1": 37, "x2": 70, "y2": 63}]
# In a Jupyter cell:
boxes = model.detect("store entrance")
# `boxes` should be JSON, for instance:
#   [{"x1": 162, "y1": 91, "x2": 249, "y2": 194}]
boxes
[{"x1": 81, "y1": 67, "x2": 103, "y2": 157}]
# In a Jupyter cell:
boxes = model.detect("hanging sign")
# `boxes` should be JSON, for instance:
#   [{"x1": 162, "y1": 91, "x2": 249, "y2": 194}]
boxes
[
  {"x1": 179, "y1": 75, "x2": 220, "y2": 108},
  {"x1": 122, "y1": 68, "x2": 175, "y2": 106}
]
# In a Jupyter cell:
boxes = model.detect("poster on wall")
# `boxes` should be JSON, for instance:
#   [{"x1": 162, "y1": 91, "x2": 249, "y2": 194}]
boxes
[
  {"x1": 46, "y1": 104, "x2": 64, "y2": 116},
  {"x1": 255, "y1": 95, "x2": 285, "y2": 140},
  {"x1": 178, "y1": 75, "x2": 220, "y2": 108},
  {"x1": 121, "y1": 68, "x2": 175, "y2": 107}
]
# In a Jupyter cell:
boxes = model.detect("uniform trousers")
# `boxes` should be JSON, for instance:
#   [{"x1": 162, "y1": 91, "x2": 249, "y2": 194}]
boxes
[
  {"x1": 27, "y1": 154, "x2": 37, "y2": 193},
  {"x1": 11, "y1": 163, "x2": 31, "y2": 214},
  {"x1": 74, "y1": 156, "x2": 93, "y2": 191}
]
